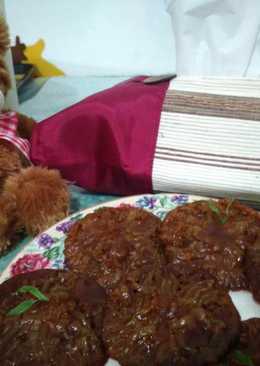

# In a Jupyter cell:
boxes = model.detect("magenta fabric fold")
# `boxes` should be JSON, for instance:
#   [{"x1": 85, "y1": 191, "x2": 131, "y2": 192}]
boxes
[{"x1": 30, "y1": 77, "x2": 169, "y2": 195}]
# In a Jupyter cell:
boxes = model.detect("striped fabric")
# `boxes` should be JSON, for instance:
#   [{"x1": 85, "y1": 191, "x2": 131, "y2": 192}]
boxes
[
  {"x1": 0, "y1": 111, "x2": 30, "y2": 161},
  {"x1": 152, "y1": 77, "x2": 260, "y2": 205}
]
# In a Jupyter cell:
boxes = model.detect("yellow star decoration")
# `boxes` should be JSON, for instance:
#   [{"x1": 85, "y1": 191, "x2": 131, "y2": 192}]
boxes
[{"x1": 24, "y1": 39, "x2": 65, "y2": 77}]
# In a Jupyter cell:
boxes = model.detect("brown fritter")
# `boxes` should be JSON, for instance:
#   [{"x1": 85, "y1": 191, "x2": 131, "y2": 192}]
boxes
[
  {"x1": 65, "y1": 207, "x2": 164, "y2": 303},
  {"x1": 245, "y1": 242, "x2": 260, "y2": 303},
  {"x1": 170, "y1": 281, "x2": 240, "y2": 366},
  {"x1": 214, "y1": 318, "x2": 260, "y2": 366},
  {"x1": 103, "y1": 271, "x2": 178, "y2": 366},
  {"x1": 159, "y1": 199, "x2": 260, "y2": 291},
  {"x1": 231, "y1": 318, "x2": 260, "y2": 365},
  {"x1": 103, "y1": 279, "x2": 240, "y2": 366},
  {"x1": 0, "y1": 270, "x2": 107, "y2": 366}
]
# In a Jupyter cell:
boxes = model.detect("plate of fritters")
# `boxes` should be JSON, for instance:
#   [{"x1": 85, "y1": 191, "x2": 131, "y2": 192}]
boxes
[{"x1": 0, "y1": 193, "x2": 260, "y2": 366}]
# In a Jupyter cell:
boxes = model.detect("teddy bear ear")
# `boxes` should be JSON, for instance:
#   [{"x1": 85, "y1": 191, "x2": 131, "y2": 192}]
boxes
[
  {"x1": 0, "y1": 17, "x2": 11, "y2": 99},
  {"x1": 0, "y1": 17, "x2": 10, "y2": 54}
]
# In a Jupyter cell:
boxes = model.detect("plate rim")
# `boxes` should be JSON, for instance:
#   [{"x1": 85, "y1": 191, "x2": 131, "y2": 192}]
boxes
[
  {"x1": 1, "y1": 192, "x2": 260, "y2": 360},
  {"x1": 0, "y1": 192, "x2": 210, "y2": 283}
]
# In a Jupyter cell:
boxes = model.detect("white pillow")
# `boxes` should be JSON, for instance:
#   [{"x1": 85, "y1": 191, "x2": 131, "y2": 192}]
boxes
[
  {"x1": 6, "y1": 0, "x2": 176, "y2": 76},
  {"x1": 166, "y1": 0, "x2": 260, "y2": 76}
]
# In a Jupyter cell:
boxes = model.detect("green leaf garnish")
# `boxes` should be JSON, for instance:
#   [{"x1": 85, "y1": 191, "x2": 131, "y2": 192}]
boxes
[
  {"x1": 7, "y1": 285, "x2": 49, "y2": 317},
  {"x1": 7, "y1": 299, "x2": 38, "y2": 316},
  {"x1": 208, "y1": 200, "x2": 221, "y2": 215},
  {"x1": 208, "y1": 199, "x2": 234, "y2": 224},
  {"x1": 17, "y1": 286, "x2": 49, "y2": 302},
  {"x1": 208, "y1": 200, "x2": 226, "y2": 224},
  {"x1": 233, "y1": 350, "x2": 254, "y2": 366},
  {"x1": 225, "y1": 198, "x2": 235, "y2": 217}
]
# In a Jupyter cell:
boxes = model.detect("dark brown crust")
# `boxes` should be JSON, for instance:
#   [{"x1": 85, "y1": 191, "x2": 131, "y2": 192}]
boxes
[
  {"x1": 0, "y1": 270, "x2": 108, "y2": 366},
  {"x1": 159, "y1": 199, "x2": 260, "y2": 291},
  {"x1": 170, "y1": 281, "x2": 240, "y2": 365},
  {"x1": 2, "y1": 202, "x2": 259, "y2": 365},
  {"x1": 236, "y1": 318, "x2": 260, "y2": 365},
  {"x1": 214, "y1": 318, "x2": 260, "y2": 365},
  {"x1": 245, "y1": 243, "x2": 260, "y2": 303},
  {"x1": 238, "y1": 318, "x2": 260, "y2": 364},
  {"x1": 103, "y1": 272, "x2": 177, "y2": 366},
  {"x1": 65, "y1": 207, "x2": 164, "y2": 304},
  {"x1": 103, "y1": 280, "x2": 240, "y2": 366}
]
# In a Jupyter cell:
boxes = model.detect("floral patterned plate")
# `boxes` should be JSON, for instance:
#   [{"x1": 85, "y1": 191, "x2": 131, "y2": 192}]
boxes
[
  {"x1": 0, "y1": 193, "x2": 194, "y2": 284},
  {"x1": 1, "y1": 193, "x2": 260, "y2": 366}
]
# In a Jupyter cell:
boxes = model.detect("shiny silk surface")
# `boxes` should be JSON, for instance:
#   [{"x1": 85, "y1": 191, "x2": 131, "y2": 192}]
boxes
[{"x1": 30, "y1": 77, "x2": 169, "y2": 195}]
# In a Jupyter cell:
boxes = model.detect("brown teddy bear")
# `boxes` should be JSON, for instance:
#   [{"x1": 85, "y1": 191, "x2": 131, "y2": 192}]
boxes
[{"x1": 0, "y1": 17, "x2": 69, "y2": 256}]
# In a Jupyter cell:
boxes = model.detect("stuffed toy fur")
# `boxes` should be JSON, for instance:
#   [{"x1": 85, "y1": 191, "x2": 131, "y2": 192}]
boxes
[{"x1": 0, "y1": 17, "x2": 69, "y2": 256}]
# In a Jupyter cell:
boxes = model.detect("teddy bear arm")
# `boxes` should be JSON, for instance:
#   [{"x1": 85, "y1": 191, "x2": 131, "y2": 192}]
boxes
[
  {"x1": 4, "y1": 166, "x2": 70, "y2": 237},
  {"x1": 16, "y1": 113, "x2": 37, "y2": 140},
  {"x1": 0, "y1": 192, "x2": 20, "y2": 255},
  {"x1": 0, "y1": 140, "x2": 24, "y2": 191}
]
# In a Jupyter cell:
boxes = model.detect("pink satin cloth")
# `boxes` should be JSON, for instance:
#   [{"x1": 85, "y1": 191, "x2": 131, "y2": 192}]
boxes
[{"x1": 30, "y1": 77, "x2": 169, "y2": 195}]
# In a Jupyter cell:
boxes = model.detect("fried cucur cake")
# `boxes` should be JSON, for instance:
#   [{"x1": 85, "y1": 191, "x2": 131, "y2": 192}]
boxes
[
  {"x1": 170, "y1": 281, "x2": 240, "y2": 366},
  {"x1": 214, "y1": 318, "x2": 260, "y2": 366},
  {"x1": 103, "y1": 271, "x2": 177, "y2": 366},
  {"x1": 0, "y1": 270, "x2": 107, "y2": 366},
  {"x1": 159, "y1": 199, "x2": 260, "y2": 291},
  {"x1": 103, "y1": 279, "x2": 240, "y2": 366},
  {"x1": 65, "y1": 207, "x2": 164, "y2": 303},
  {"x1": 232, "y1": 318, "x2": 260, "y2": 365},
  {"x1": 245, "y1": 242, "x2": 260, "y2": 303}
]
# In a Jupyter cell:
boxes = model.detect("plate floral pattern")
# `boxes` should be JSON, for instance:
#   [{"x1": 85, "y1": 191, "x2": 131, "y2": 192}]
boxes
[{"x1": 0, "y1": 193, "x2": 206, "y2": 284}]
